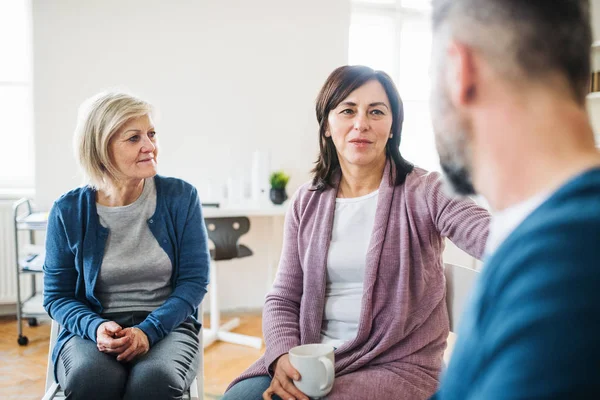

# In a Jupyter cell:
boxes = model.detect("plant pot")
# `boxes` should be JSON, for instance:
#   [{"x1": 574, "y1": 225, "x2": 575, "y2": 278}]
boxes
[{"x1": 270, "y1": 188, "x2": 288, "y2": 205}]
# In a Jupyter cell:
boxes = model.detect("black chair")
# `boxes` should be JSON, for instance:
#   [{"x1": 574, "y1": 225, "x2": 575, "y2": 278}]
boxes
[{"x1": 202, "y1": 217, "x2": 262, "y2": 349}]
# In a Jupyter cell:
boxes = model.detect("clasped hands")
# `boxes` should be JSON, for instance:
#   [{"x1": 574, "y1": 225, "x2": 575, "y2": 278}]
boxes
[{"x1": 96, "y1": 321, "x2": 149, "y2": 362}]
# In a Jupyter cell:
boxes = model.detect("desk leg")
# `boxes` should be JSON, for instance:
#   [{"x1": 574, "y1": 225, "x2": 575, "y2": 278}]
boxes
[{"x1": 266, "y1": 215, "x2": 282, "y2": 292}]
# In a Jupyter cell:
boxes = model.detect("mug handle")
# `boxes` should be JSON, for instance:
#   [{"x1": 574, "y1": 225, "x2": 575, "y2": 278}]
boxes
[{"x1": 318, "y1": 356, "x2": 335, "y2": 392}]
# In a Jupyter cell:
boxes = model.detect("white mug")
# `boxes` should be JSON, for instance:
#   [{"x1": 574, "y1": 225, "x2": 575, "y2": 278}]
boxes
[{"x1": 288, "y1": 344, "x2": 335, "y2": 398}]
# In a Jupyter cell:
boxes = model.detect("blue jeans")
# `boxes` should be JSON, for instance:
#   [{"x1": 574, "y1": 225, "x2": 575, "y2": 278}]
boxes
[{"x1": 222, "y1": 375, "x2": 283, "y2": 400}]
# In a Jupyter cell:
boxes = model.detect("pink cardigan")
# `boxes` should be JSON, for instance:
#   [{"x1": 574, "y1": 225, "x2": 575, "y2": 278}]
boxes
[{"x1": 229, "y1": 166, "x2": 490, "y2": 399}]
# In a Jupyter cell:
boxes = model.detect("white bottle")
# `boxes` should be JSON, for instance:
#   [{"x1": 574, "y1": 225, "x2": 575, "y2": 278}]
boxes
[{"x1": 251, "y1": 150, "x2": 270, "y2": 203}]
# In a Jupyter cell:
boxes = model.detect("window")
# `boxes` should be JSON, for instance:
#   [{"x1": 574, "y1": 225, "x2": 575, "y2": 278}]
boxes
[
  {"x1": 0, "y1": 0, "x2": 34, "y2": 190},
  {"x1": 349, "y1": 0, "x2": 439, "y2": 171}
]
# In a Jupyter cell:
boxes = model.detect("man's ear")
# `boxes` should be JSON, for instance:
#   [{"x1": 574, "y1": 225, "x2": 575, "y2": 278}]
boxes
[{"x1": 446, "y1": 40, "x2": 477, "y2": 107}]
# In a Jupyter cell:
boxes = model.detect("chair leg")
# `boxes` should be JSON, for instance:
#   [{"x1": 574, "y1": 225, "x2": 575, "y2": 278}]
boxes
[
  {"x1": 189, "y1": 377, "x2": 200, "y2": 400},
  {"x1": 209, "y1": 259, "x2": 220, "y2": 333},
  {"x1": 203, "y1": 261, "x2": 263, "y2": 349},
  {"x1": 41, "y1": 382, "x2": 60, "y2": 400},
  {"x1": 194, "y1": 303, "x2": 205, "y2": 399}
]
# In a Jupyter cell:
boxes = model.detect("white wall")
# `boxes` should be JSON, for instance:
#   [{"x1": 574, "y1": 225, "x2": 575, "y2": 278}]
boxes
[
  {"x1": 33, "y1": 0, "x2": 350, "y2": 311},
  {"x1": 33, "y1": 0, "x2": 350, "y2": 207},
  {"x1": 592, "y1": 0, "x2": 600, "y2": 40}
]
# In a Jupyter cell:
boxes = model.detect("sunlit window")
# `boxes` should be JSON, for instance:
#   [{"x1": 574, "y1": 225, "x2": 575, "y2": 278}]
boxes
[
  {"x1": 0, "y1": 0, "x2": 34, "y2": 189},
  {"x1": 349, "y1": 0, "x2": 439, "y2": 171}
]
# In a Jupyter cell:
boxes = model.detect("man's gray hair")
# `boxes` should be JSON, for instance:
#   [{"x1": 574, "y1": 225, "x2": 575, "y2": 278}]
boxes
[{"x1": 432, "y1": 0, "x2": 592, "y2": 103}]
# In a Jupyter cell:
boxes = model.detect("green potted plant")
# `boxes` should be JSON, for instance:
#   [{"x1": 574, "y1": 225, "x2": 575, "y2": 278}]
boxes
[{"x1": 269, "y1": 171, "x2": 290, "y2": 205}]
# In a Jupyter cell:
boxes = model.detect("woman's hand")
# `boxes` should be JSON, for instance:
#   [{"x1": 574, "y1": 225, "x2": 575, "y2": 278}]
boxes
[
  {"x1": 96, "y1": 321, "x2": 130, "y2": 354},
  {"x1": 263, "y1": 354, "x2": 309, "y2": 400},
  {"x1": 115, "y1": 327, "x2": 150, "y2": 362}
]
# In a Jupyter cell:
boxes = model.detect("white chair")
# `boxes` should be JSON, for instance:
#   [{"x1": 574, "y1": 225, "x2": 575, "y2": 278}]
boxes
[
  {"x1": 42, "y1": 304, "x2": 205, "y2": 400},
  {"x1": 202, "y1": 217, "x2": 262, "y2": 349},
  {"x1": 443, "y1": 262, "x2": 480, "y2": 365}
]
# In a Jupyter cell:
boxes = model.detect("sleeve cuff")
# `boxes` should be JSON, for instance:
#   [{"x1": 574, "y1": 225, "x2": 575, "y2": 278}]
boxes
[
  {"x1": 265, "y1": 351, "x2": 289, "y2": 377},
  {"x1": 88, "y1": 317, "x2": 109, "y2": 343},
  {"x1": 263, "y1": 339, "x2": 300, "y2": 377},
  {"x1": 136, "y1": 320, "x2": 162, "y2": 347}
]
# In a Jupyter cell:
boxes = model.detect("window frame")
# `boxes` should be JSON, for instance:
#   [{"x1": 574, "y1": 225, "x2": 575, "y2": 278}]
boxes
[
  {"x1": 349, "y1": 0, "x2": 440, "y2": 171},
  {"x1": 0, "y1": 0, "x2": 35, "y2": 193}
]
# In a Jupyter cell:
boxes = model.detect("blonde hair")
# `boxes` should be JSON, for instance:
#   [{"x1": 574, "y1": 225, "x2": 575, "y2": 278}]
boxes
[{"x1": 73, "y1": 90, "x2": 154, "y2": 190}]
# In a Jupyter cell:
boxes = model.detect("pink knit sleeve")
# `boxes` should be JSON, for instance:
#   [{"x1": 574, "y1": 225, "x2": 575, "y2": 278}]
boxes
[
  {"x1": 424, "y1": 171, "x2": 491, "y2": 259},
  {"x1": 261, "y1": 190, "x2": 304, "y2": 373}
]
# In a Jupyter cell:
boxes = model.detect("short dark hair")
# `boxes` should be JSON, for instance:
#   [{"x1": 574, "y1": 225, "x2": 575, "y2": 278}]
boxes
[
  {"x1": 311, "y1": 65, "x2": 414, "y2": 190},
  {"x1": 432, "y1": 0, "x2": 592, "y2": 104}
]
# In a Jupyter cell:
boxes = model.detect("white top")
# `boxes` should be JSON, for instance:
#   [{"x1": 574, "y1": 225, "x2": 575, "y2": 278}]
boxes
[
  {"x1": 320, "y1": 189, "x2": 379, "y2": 348},
  {"x1": 484, "y1": 192, "x2": 549, "y2": 257}
]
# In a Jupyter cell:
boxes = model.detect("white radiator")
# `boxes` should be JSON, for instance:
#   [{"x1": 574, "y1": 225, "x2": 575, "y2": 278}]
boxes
[
  {"x1": 0, "y1": 200, "x2": 33, "y2": 306},
  {"x1": 0, "y1": 200, "x2": 17, "y2": 304}
]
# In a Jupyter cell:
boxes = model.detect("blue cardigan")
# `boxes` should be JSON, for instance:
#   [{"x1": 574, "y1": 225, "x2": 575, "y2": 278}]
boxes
[
  {"x1": 43, "y1": 175, "x2": 210, "y2": 376},
  {"x1": 433, "y1": 168, "x2": 600, "y2": 399}
]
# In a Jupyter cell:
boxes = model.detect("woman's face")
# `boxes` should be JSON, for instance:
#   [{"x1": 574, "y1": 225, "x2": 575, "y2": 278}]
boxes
[
  {"x1": 109, "y1": 114, "x2": 158, "y2": 182},
  {"x1": 326, "y1": 80, "x2": 393, "y2": 170}
]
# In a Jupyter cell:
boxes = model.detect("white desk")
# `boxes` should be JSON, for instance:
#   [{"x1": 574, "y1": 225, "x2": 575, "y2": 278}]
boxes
[
  {"x1": 202, "y1": 203, "x2": 288, "y2": 218},
  {"x1": 202, "y1": 202, "x2": 289, "y2": 293}
]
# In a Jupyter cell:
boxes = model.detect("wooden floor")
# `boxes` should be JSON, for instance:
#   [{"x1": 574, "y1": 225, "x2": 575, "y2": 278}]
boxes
[{"x1": 0, "y1": 313, "x2": 264, "y2": 400}]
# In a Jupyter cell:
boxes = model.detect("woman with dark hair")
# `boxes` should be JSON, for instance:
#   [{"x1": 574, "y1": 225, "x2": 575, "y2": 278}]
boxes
[{"x1": 224, "y1": 65, "x2": 490, "y2": 400}]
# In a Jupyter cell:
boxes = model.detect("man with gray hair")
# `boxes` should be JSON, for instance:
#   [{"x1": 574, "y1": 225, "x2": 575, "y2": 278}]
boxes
[{"x1": 429, "y1": 0, "x2": 600, "y2": 398}]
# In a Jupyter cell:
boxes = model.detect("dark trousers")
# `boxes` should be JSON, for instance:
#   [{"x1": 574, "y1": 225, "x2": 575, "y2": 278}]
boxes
[{"x1": 56, "y1": 311, "x2": 200, "y2": 400}]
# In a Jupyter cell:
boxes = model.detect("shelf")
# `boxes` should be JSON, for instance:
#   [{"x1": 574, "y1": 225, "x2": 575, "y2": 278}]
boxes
[
  {"x1": 19, "y1": 268, "x2": 44, "y2": 274},
  {"x1": 16, "y1": 211, "x2": 48, "y2": 230},
  {"x1": 13, "y1": 198, "x2": 49, "y2": 344},
  {"x1": 593, "y1": 41, "x2": 600, "y2": 49},
  {"x1": 18, "y1": 247, "x2": 45, "y2": 272},
  {"x1": 21, "y1": 294, "x2": 46, "y2": 316}
]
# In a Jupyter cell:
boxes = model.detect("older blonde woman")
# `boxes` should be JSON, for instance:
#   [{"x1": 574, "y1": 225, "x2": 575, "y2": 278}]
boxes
[{"x1": 43, "y1": 91, "x2": 210, "y2": 400}]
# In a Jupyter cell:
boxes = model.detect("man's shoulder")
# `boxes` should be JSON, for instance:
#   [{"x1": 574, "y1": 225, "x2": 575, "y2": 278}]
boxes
[
  {"x1": 481, "y1": 176, "x2": 600, "y2": 320},
  {"x1": 492, "y1": 171, "x2": 600, "y2": 270},
  {"x1": 487, "y1": 202, "x2": 600, "y2": 290}
]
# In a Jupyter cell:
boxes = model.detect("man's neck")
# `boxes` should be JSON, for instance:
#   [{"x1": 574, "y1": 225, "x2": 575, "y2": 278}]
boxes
[{"x1": 472, "y1": 93, "x2": 600, "y2": 211}]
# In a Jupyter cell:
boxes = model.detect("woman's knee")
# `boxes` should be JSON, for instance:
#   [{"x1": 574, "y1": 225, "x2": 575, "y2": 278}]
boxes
[
  {"x1": 125, "y1": 362, "x2": 188, "y2": 400},
  {"x1": 58, "y1": 337, "x2": 127, "y2": 399},
  {"x1": 61, "y1": 364, "x2": 127, "y2": 399},
  {"x1": 222, "y1": 375, "x2": 276, "y2": 400}
]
